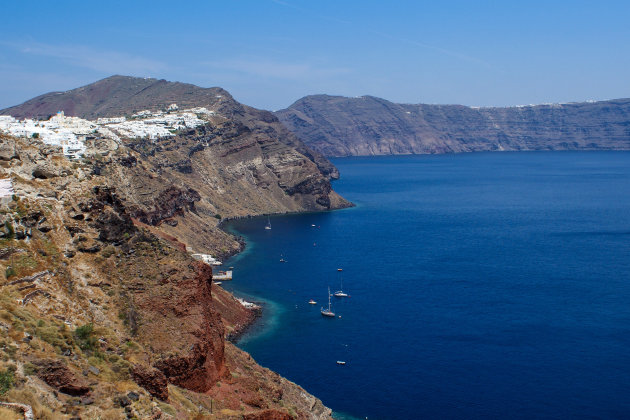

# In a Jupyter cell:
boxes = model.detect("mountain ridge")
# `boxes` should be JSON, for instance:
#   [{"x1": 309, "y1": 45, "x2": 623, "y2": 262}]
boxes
[
  {"x1": 1, "y1": 75, "x2": 340, "y2": 180},
  {"x1": 276, "y1": 94, "x2": 630, "y2": 156}
]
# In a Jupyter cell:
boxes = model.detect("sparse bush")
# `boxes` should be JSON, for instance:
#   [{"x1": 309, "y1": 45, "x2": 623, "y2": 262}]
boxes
[
  {"x1": 5, "y1": 267, "x2": 16, "y2": 279},
  {"x1": 4, "y1": 221, "x2": 14, "y2": 239},
  {"x1": 0, "y1": 367, "x2": 14, "y2": 394},
  {"x1": 74, "y1": 323, "x2": 97, "y2": 351},
  {"x1": 101, "y1": 245, "x2": 116, "y2": 258},
  {"x1": 23, "y1": 362, "x2": 36, "y2": 376}
]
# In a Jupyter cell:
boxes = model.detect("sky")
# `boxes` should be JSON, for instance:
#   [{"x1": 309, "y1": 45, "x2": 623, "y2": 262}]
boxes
[{"x1": 1, "y1": 0, "x2": 629, "y2": 111}]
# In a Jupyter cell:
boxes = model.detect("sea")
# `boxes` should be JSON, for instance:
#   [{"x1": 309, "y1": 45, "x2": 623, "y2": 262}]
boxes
[{"x1": 222, "y1": 151, "x2": 630, "y2": 420}]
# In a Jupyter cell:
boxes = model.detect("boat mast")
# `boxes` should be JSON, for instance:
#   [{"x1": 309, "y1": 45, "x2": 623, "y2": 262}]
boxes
[{"x1": 328, "y1": 286, "x2": 331, "y2": 312}]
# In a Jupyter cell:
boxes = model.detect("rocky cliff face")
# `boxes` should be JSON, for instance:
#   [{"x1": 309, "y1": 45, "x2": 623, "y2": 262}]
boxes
[
  {"x1": 2, "y1": 76, "x2": 352, "y2": 255},
  {"x1": 0, "y1": 132, "x2": 333, "y2": 419},
  {"x1": 276, "y1": 94, "x2": 630, "y2": 156},
  {"x1": 1, "y1": 75, "x2": 340, "y2": 180}
]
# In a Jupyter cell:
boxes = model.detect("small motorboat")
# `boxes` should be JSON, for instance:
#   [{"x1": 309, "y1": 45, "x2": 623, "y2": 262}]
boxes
[
  {"x1": 336, "y1": 361, "x2": 346, "y2": 365},
  {"x1": 279, "y1": 258, "x2": 286, "y2": 263},
  {"x1": 308, "y1": 299, "x2": 317, "y2": 305}
]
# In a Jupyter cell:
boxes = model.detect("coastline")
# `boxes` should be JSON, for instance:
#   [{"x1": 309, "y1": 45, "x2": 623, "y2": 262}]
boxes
[
  {"x1": 215, "y1": 218, "x2": 275, "y2": 344},
  {"x1": 215, "y1": 200, "x2": 358, "y2": 340}
]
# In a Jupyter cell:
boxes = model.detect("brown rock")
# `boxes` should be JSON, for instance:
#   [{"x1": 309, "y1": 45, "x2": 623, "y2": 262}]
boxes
[
  {"x1": 130, "y1": 364, "x2": 169, "y2": 401},
  {"x1": 33, "y1": 359, "x2": 90, "y2": 396},
  {"x1": 0, "y1": 136, "x2": 19, "y2": 161},
  {"x1": 149, "y1": 262, "x2": 227, "y2": 392}
]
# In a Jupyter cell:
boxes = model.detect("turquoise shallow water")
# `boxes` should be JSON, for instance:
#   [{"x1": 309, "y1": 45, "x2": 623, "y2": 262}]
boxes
[{"x1": 223, "y1": 152, "x2": 630, "y2": 420}]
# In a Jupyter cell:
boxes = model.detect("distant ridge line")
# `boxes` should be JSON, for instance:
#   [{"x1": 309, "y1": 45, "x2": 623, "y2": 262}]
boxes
[{"x1": 275, "y1": 94, "x2": 630, "y2": 157}]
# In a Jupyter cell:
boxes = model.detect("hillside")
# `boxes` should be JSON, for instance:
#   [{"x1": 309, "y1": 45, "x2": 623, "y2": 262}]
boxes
[
  {"x1": 276, "y1": 94, "x2": 630, "y2": 156},
  {"x1": 1, "y1": 75, "x2": 339, "y2": 180},
  {"x1": 0, "y1": 76, "x2": 349, "y2": 419}
]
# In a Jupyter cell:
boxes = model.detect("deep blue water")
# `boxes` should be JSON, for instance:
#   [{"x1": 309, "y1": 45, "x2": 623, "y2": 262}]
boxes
[{"x1": 223, "y1": 152, "x2": 630, "y2": 420}]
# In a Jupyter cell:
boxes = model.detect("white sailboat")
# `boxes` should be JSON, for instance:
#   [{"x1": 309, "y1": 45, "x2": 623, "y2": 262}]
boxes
[
  {"x1": 321, "y1": 287, "x2": 335, "y2": 317},
  {"x1": 334, "y1": 268, "x2": 348, "y2": 297},
  {"x1": 264, "y1": 216, "x2": 271, "y2": 230}
]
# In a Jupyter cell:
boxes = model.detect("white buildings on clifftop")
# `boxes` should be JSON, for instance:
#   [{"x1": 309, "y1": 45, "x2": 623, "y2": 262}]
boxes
[{"x1": 0, "y1": 105, "x2": 216, "y2": 159}]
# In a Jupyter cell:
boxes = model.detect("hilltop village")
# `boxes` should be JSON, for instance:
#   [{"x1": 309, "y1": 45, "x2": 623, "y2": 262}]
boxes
[{"x1": 0, "y1": 104, "x2": 216, "y2": 159}]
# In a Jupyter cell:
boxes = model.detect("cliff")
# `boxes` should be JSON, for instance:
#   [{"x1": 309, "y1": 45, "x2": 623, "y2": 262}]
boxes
[
  {"x1": 0, "y1": 132, "x2": 332, "y2": 419},
  {"x1": 0, "y1": 76, "x2": 342, "y2": 419},
  {"x1": 276, "y1": 94, "x2": 630, "y2": 156},
  {"x1": 1, "y1": 75, "x2": 340, "y2": 180}
]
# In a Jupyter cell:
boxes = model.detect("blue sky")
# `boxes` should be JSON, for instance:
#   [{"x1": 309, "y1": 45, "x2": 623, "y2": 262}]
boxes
[{"x1": 1, "y1": 0, "x2": 629, "y2": 111}]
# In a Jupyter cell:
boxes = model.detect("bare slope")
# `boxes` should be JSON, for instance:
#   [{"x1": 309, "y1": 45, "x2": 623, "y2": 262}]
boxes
[{"x1": 276, "y1": 94, "x2": 630, "y2": 156}]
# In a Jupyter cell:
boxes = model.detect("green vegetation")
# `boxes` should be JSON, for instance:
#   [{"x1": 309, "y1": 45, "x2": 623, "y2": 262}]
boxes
[
  {"x1": 74, "y1": 323, "x2": 97, "y2": 352},
  {"x1": 0, "y1": 366, "x2": 15, "y2": 394},
  {"x1": 5, "y1": 266, "x2": 16, "y2": 279},
  {"x1": 4, "y1": 221, "x2": 14, "y2": 240},
  {"x1": 22, "y1": 362, "x2": 36, "y2": 376}
]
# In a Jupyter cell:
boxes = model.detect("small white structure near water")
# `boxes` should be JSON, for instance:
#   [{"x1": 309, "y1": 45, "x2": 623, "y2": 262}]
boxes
[
  {"x1": 0, "y1": 178, "x2": 15, "y2": 206},
  {"x1": 191, "y1": 253, "x2": 222, "y2": 266}
]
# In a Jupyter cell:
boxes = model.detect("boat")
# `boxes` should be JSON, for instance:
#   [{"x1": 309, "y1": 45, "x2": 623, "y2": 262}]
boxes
[
  {"x1": 308, "y1": 299, "x2": 317, "y2": 305},
  {"x1": 336, "y1": 361, "x2": 346, "y2": 365},
  {"x1": 333, "y1": 268, "x2": 348, "y2": 298},
  {"x1": 279, "y1": 258, "x2": 286, "y2": 263},
  {"x1": 213, "y1": 270, "x2": 232, "y2": 281},
  {"x1": 321, "y1": 287, "x2": 335, "y2": 317},
  {"x1": 264, "y1": 217, "x2": 271, "y2": 230}
]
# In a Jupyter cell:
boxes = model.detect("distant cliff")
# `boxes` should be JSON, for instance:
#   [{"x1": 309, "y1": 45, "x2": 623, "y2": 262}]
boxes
[{"x1": 276, "y1": 95, "x2": 630, "y2": 156}]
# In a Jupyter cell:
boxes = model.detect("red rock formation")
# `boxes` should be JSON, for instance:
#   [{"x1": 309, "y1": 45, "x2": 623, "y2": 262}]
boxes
[
  {"x1": 131, "y1": 260, "x2": 228, "y2": 392},
  {"x1": 33, "y1": 359, "x2": 90, "y2": 396},
  {"x1": 130, "y1": 364, "x2": 169, "y2": 401}
]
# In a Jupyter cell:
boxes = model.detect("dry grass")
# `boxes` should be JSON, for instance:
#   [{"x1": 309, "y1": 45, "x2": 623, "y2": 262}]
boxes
[
  {"x1": 0, "y1": 406, "x2": 22, "y2": 420},
  {"x1": 5, "y1": 387, "x2": 60, "y2": 420}
]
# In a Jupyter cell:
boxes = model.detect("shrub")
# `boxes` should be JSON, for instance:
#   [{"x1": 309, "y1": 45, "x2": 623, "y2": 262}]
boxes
[
  {"x1": 0, "y1": 368, "x2": 14, "y2": 394},
  {"x1": 74, "y1": 323, "x2": 97, "y2": 352},
  {"x1": 5, "y1": 267, "x2": 16, "y2": 279}
]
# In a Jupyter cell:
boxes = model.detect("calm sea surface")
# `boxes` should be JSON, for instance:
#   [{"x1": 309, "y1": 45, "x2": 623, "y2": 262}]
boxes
[{"x1": 223, "y1": 152, "x2": 630, "y2": 420}]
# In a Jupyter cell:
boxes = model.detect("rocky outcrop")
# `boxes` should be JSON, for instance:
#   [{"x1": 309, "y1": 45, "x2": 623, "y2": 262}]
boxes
[
  {"x1": 130, "y1": 364, "x2": 168, "y2": 401},
  {"x1": 131, "y1": 186, "x2": 201, "y2": 226},
  {"x1": 276, "y1": 94, "x2": 630, "y2": 156},
  {"x1": 0, "y1": 135, "x2": 19, "y2": 161},
  {"x1": 33, "y1": 359, "x2": 91, "y2": 396},
  {"x1": 125, "y1": 257, "x2": 227, "y2": 392}
]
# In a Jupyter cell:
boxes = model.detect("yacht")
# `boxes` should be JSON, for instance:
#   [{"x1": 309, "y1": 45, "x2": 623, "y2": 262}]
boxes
[
  {"x1": 321, "y1": 287, "x2": 335, "y2": 317},
  {"x1": 334, "y1": 268, "x2": 348, "y2": 298}
]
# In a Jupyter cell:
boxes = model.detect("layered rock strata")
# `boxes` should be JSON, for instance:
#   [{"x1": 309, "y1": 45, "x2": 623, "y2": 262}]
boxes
[{"x1": 276, "y1": 94, "x2": 630, "y2": 156}]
